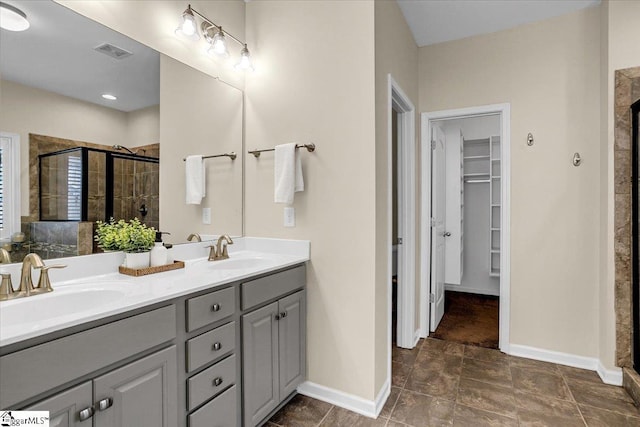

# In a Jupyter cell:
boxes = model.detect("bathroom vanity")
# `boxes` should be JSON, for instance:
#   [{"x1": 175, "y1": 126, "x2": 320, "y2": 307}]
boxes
[{"x1": 0, "y1": 238, "x2": 309, "y2": 427}]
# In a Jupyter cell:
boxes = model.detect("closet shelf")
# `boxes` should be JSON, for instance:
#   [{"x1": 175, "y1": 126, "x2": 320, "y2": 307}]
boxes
[
  {"x1": 463, "y1": 155, "x2": 490, "y2": 160},
  {"x1": 463, "y1": 173, "x2": 490, "y2": 178}
]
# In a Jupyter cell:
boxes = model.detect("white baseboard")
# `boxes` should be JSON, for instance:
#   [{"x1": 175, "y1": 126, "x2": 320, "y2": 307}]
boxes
[
  {"x1": 297, "y1": 378, "x2": 390, "y2": 419},
  {"x1": 444, "y1": 284, "x2": 499, "y2": 296},
  {"x1": 413, "y1": 329, "x2": 421, "y2": 347},
  {"x1": 509, "y1": 344, "x2": 622, "y2": 386}
]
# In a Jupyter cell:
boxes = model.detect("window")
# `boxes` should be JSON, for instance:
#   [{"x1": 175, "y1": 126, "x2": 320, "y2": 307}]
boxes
[
  {"x1": 67, "y1": 156, "x2": 82, "y2": 221},
  {"x1": 0, "y1": 132, "x2": 20, "y2": 241}
]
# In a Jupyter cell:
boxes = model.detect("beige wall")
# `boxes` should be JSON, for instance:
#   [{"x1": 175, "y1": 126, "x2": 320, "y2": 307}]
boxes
[
  {"x1": 600, "y1": 0, "x2": 640, "y2": 370},
  {"x1": 419, "y1": 7, "x2": 601, "y2": 358},
  {"x1": 374, "y1": 0, "x2": 419, "y2": 393},
  {"x1": 127, "y1": 105, "x2": 160, "y2": 148},
  {"x1": 159, "y1": 55, "x2": 243, "y2": 240},
  {"x1": 244, "y1": 1, "x2": 378, "y2": 400},
  {"x1": 0, "y1": 79, "x2": 130, "y2": 216},
  {"x1": 56, "y1": 0, "x2": 246, "y2": 90}
]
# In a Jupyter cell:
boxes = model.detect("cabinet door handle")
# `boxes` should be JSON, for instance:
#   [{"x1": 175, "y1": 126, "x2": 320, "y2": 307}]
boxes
[
  {"x1": 212, "y1": 342, "x2": 222, "y2": 351},
  {"x1": 97, "y1": 397, "x2": 113, "y2": 411},
  {"x1": 78, "y1": 407, "x2": 94, "y2": 421},
  {"x1": 275, "y1": 314, "x2": 281, "y2": 320},
  {"x1": 280, "y1": 312, "x2": 287, "y2": 318},
  {"x1": 213, "y1": 377, "x2": 223, "y2": 387},
  {"x1": 211, "y1": 303, "x2": 221, "y2": 312}
]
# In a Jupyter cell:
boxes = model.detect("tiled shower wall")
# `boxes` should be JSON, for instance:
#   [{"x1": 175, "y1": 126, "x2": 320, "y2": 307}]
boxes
[
  {"x1": 614, "y1": 67, "x2": 640, "y2": 367},
  {"x1": 6, "y1": 221, "x2": 93, "y2": 263}
]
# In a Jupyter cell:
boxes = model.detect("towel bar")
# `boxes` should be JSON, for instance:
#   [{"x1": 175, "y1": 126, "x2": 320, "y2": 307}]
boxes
[{"x1": 248, "y1": 143, "x2": 316, "y2": 158}]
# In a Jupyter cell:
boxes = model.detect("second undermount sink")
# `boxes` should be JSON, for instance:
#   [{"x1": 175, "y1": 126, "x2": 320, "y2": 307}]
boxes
[{"x1": 0, "y1": 284, "x2": 130, "y2": 331}]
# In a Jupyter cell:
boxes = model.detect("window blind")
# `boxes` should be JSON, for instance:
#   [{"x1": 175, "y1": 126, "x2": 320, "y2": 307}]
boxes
[{"x1": 67, "y1": 156, "x2": 82, "y2": 221}]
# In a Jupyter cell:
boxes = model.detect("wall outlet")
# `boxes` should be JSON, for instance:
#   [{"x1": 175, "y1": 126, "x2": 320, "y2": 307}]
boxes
[
  {"x1": 202, "y1": 207, "x2": 211, "y2": 225},
  {"x1": 284, "y1": 207, "x2": 295, "y2": 227}
]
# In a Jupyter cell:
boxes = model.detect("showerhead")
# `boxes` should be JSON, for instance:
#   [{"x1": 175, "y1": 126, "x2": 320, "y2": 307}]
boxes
[{"x1": 112, "y1": 144, "x2": 135, "y2": 155}]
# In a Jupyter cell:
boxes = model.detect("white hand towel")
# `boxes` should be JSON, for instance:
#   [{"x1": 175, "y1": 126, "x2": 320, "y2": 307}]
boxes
[
  {"x1": 185, "y1": 155, "x2": 206, "y2": 205},
  {"x1": 274, "y1": 143, "x2": 304, "y2": 204}
]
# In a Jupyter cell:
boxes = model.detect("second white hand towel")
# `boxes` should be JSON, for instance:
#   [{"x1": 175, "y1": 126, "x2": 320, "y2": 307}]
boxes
[
  {"x1": 274, "y1": 143, "x2": 304, "y2": 204},
  {"x1": 185, "y1": 155, "x2": 205, "y2": 204}
]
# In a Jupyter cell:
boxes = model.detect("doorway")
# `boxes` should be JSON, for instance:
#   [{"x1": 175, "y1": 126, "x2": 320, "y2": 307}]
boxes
[
  {"x1": 387, "y1": 75, "x2": 417, "y2": 363},
  {"x1": 421, "y1": 104, "x2": 511, "y2": 352}
]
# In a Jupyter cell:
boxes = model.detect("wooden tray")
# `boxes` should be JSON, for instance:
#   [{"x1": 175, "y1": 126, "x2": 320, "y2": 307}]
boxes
[{"x1": 119, "y1": 260, "x2": 185, "y2": 277}]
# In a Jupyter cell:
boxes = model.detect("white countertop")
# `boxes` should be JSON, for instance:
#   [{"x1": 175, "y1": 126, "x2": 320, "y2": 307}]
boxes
[{"x1": 0, "y1": 237, "x2": 310, "y2": 347}]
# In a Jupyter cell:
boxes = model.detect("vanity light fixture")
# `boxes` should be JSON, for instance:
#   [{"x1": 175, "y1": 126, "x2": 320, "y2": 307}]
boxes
[
  {"x1": 175, "y1": 5, "x2": 199, "y2": 40},
  {"x1": 235, "y1": 44, "x2": 254, "y2": 72},
  {"x1": 175, "y1": 4, "x2": 253, "y2": 71},
  {"x1": 101, "y1": 94, "x2": 117, "y2": 100},
  {"x1": 0, "y1": 2, "x2": 30, "y2": 32}
]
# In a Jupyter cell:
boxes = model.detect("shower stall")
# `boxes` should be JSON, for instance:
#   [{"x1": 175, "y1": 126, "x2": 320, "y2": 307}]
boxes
[
  {"x1": 632, "y1": 99, "x2": 640, "y2": 374},
  {"x1": 38, "y1": 147, "x2": 159, "y2": 229}
]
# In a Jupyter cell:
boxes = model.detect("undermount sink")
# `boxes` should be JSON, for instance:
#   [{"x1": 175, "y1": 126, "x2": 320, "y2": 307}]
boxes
[{"x1": 0, "y1": 284, "x2": 130, "y2": 331}]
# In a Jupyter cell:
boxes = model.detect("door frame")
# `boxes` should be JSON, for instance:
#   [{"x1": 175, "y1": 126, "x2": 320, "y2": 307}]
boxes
[
  {"x1": 387, "y1": 74, "x2": 417, "y2": 354},
  {"x1": 420, "y1": 103, "x2": 511, "y2": 353}
]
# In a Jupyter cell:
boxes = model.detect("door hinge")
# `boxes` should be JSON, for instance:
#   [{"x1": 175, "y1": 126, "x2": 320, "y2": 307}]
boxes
[
  {"x1": 431, "y1": 140, "x2": 436, "y2": 151},
  {"x1": 429, "y1": 293, "x2": 435, "y2": 303}
]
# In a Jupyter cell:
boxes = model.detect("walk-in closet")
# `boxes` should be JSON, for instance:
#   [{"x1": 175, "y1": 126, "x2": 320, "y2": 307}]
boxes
[{"x1": 431, "y1": 114, "x2": 501, "y2": 349}]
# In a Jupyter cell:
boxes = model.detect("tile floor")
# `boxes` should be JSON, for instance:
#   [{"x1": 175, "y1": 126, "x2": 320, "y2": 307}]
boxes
[{"x1": 267, "y1": 338, "x2": 640, "y2": 426}]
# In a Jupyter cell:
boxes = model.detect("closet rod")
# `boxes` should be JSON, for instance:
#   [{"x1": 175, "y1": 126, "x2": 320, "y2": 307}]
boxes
[{"x1": 465, "y1": 179, "x2": 490, "y2": 184}]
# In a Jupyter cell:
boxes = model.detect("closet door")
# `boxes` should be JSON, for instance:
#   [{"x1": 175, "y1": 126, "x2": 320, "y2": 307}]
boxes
[{"x1": 444, "y1": 129, "x2": 463, "y2": 285}]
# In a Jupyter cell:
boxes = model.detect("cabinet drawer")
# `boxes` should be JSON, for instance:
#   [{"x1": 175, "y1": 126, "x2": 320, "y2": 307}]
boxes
[
  {"x1": 187, "y1": 354, "x2": 236, "y2": 410},
  {"x1": 0, "y1": 305, "x2": 176, "y2": 409},
  {"x1": 186, "y1": 322, "x2": 236, "y2": 372},
  {"x1": 186, "y1": 287, "x2": 235, "y2": 332},
  {"x1": 241, "y1": 265, "x2": 305, "y2": 310},
  {"x1": 188, "y1": 385, "x2": 237, "y2": 427}
]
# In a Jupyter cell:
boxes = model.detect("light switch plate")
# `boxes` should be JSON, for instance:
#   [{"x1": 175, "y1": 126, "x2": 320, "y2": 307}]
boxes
[
  {"x1": 202, "y1": 207, "x2": 211, "y2": 225},
  {"x1": 284, "y1": 207, "x2": 295, "y2": 227}
]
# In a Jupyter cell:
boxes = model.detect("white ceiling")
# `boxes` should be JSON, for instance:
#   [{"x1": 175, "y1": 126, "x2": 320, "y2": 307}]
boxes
[
  {"x1": 397, "y1": 0, "x2": 601, "y2": 47},
  {"x1": 0, "y1": 0, "x2": 159, "y2": 112}
]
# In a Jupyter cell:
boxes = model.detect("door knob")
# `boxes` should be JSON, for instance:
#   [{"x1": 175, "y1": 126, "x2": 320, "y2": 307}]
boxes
[{"x1": 443, "y1": 232, "x2": 451, "y2": 237}]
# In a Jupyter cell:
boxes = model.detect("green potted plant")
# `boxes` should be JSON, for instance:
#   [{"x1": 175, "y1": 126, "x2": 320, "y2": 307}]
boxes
[{"x1": 95, "y1": 218, "x2": 156, "y2": 269}]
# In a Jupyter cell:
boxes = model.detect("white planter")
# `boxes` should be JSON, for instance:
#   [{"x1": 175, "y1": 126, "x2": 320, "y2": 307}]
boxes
[{"x1": 124, "y1": 251, "x2": 150, "y2": 269}]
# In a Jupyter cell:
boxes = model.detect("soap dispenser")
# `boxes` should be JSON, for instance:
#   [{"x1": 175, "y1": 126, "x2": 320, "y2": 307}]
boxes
[{"x1": 150, "y1": 231, "x2": 168, "y2": 267}]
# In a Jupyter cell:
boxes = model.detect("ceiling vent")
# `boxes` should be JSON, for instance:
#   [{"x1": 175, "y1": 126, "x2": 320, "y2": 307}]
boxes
[{"x1": 94, "y1": 43, "x2": 133, "y2": 60}]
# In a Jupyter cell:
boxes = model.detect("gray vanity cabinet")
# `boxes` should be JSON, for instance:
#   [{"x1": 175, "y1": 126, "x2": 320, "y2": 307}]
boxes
[
  {"x1": 25, "y1": 346, "x2": 177, "y2": 427},
  {"x1": 93, "y1": 346, "x2": 177, "y2": 427},
  {"x1": 26, "y1": 382, "x2": 93, "y2": 427},
  {"x1": 27, "y1": 346, "x2": 177, "y2": 427},
  {"x1": 242, "y1": 290, "x2": 306, "y2": 427}
]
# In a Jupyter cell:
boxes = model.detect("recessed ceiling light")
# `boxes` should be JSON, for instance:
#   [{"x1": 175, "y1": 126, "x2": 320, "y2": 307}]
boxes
[
  {"x1": 0, "y1": 2, "x2": 30, "y2": 32},
  {"x1": 102, "y1": 94, "x2": 117, "y2": 100}
]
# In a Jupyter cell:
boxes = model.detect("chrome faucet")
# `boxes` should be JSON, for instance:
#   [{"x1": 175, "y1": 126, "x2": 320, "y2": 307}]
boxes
[
  {"x1": 187, "y1": 233, "x2": 202, "y2": 242},
  {"x1": 0, "y1": 248, "x2": 11, "y2": 264},
  {"x1": 208, "y1": 235, "x2": 233, "y2": 261}
]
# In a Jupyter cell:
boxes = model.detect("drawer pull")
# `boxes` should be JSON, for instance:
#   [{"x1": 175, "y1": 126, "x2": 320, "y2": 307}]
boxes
[
  {"x1": 213, "y1": 377, "x2": 223, "y2": 387},
  {"x1": 78, "y1": 407, "x2": 94, "y2": 421},
  {"x1": 211, "y1": 303, "x2": 221, "y2": 312},
  {"x1": 97, "y1": 397, "x2": 113, "y2": 411},
  {"x1": 212, "y1": 342, "x2": 222, "y2": 351}
]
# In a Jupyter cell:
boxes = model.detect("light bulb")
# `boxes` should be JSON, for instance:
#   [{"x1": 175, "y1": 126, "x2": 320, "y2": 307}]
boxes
[
  {"x1": 207, "y1": 29, "x2": 228, "y2": 58},
  {"x1": 234, "y1": 45, "x2": 254, "y2": 72},
  {"x1": 175, "y1": 7, "x2": 199, "y2": 40},
  {"x1": 0, "y1": 2, "x2": 30, "y2": 32}
]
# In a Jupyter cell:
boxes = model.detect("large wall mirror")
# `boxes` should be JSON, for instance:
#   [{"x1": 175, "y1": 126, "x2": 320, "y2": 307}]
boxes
[{"x1": 0, "y1": 0, "x2": 243, "y2": 263}]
